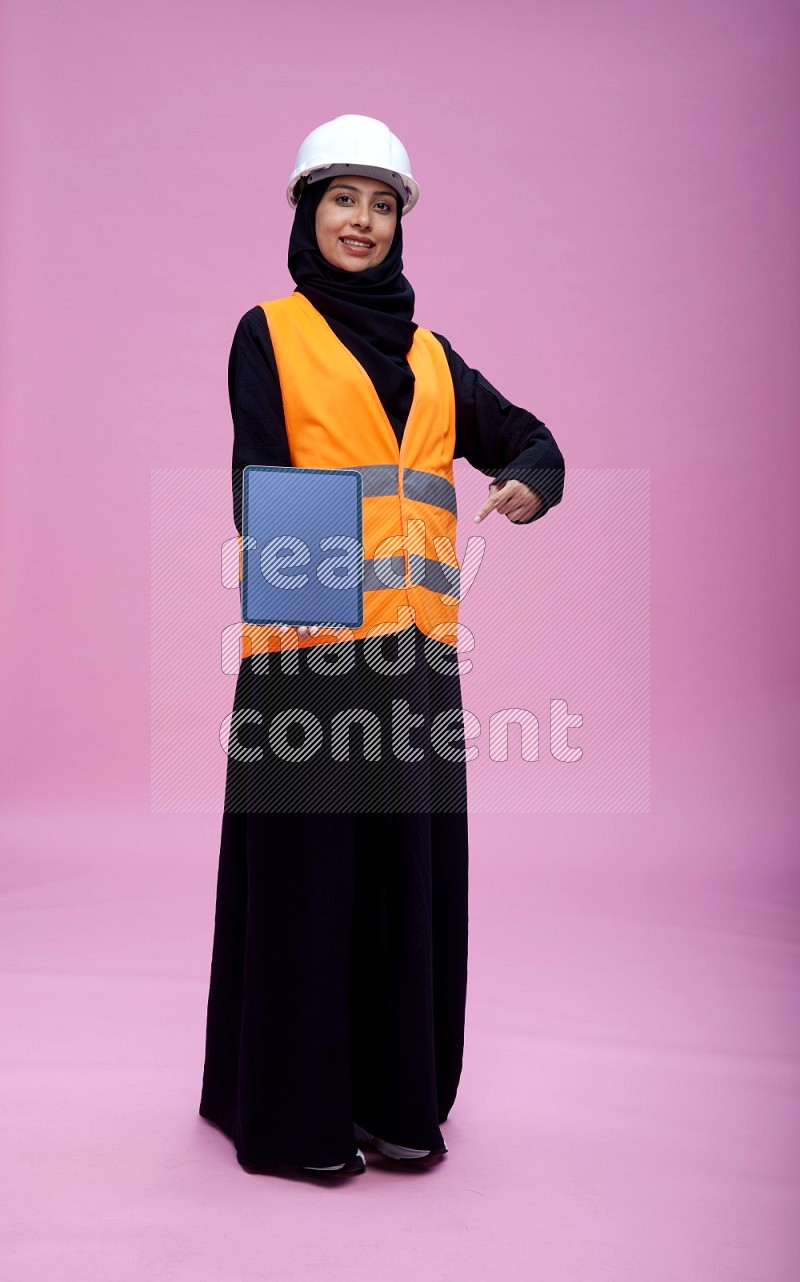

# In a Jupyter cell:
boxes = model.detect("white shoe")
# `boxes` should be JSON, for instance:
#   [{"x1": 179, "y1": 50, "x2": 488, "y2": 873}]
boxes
[
  {"x1": 354, "y1": 1121, "x2": 440, "y2": 1160},
  {"x1": 302, "y1": 1147, "x2": 366, "y2": 1173}
]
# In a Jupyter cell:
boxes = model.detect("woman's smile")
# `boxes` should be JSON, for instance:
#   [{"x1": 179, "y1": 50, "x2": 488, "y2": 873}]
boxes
[{"x1": 340, "y1": 236, "x2": 374, "y2": 253}]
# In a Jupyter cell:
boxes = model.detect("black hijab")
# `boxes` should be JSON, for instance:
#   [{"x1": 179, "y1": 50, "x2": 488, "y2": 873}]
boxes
[{"x1": 287, "y1": 177, "x2": 417, "y2": 444}]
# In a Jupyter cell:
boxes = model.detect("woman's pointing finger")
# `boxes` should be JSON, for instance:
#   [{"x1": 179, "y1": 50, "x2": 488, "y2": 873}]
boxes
[{"x1": 473, "y1": 482, "x2": 507, "y2": 523}]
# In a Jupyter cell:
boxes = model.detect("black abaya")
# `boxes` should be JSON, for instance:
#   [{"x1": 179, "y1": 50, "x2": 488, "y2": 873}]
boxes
[{"x1": 198, "y1": 302, "x2": 564, "y2": 1171}]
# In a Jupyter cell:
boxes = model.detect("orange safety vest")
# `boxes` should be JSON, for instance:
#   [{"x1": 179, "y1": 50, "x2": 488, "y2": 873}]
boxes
[{"x1": 240, "y1": 291, "x2": 461, "y2": 657}]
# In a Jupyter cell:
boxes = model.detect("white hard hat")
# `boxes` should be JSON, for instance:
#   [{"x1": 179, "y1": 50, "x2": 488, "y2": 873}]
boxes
[{"x1": 286, "y1": 114, "x2": 419, "y2": 216}]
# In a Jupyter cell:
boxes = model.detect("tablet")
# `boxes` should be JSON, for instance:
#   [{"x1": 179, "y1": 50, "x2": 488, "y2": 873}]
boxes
[{"x1": 241, "y1": 465, "x2": 364, "y2": 628}]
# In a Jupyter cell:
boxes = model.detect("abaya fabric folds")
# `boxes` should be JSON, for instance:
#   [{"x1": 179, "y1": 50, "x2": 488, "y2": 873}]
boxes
[
  {"x1": 199, "y1": 179, "x2": 565, "y2": 1172},
  {"x1": 200, "y1": 791, "x2": 468, "y2": 1169}
]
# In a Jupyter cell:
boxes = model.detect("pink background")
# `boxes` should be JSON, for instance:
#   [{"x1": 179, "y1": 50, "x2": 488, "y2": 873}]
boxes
[{"x1": 2, "y1": 1, "x2": 798, "y2": 1278}]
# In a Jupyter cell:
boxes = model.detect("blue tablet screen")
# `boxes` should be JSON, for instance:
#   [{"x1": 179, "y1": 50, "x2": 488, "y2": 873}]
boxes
[{"x1": 241, "y1": 466, "x2": 364, "y2": 628}]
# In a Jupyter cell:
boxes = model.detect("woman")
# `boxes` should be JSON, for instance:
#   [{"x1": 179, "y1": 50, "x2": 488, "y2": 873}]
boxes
[{"x1": 199, "y1": 114, "x2": 565, "y2": 1177}]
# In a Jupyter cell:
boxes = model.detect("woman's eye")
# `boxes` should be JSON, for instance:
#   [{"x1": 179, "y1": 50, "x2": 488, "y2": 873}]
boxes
[{"x1": 333, "y1": 194, "x2": 393, "y2": 212}]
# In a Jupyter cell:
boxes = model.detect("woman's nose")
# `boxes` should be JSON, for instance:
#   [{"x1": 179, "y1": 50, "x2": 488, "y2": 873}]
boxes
[{"x1": 351, "y1": 203, "x2": 371, "y2": 227}]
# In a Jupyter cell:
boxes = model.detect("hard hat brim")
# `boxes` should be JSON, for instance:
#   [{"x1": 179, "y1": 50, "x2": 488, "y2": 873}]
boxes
[{"x1": 286, "y1": 164, "x2": 420, "y2": 216}]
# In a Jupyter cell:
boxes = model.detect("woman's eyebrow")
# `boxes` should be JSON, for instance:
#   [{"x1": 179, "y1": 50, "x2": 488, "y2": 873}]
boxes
[{"x1": 328, "y1": 183, "x2": 397, "y2": 200}]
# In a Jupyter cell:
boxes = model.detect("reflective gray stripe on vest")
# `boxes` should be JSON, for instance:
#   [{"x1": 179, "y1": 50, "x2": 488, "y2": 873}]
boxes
[
  {"x1": 362, "y1": 553, "x2": 460, "y2": 599},
  {"x1": 408, "y1": 553, "x2": 460, "y2": 599},
  {"x1": 356, "y1": 464, "x2": 457, "y2": 517},
  {"x1": 402, "y1": 468, "x2": 458, "y2": 517},
  {"x1": 357, "y1": 464, "x2": 400, "y2": 497},
  {"x1": 363, "y1": 555, "x2": 407, "y2": 591}
]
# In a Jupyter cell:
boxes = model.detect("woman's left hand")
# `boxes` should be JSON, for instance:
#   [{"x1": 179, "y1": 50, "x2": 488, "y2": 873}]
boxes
[
  {"x1": 473, "y1": 479, "x2": 543, "y2": 524},
  {"x1": 279, "y1": 624, "x2": 321, "y2": 639}
]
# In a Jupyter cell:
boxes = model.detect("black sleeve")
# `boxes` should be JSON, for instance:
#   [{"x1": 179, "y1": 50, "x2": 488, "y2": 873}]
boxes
[
  {"x1": 430, "y1": 331, "x2": 565, "y2": 524},
  {"x1": 229, "y1": 305, "x2": 292, "y2": 535}
]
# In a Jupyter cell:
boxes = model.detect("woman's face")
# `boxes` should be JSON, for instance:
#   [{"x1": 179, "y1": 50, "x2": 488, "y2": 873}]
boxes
[{"x1": 314, "y1": 176, "x2": 399, "y2": 271}]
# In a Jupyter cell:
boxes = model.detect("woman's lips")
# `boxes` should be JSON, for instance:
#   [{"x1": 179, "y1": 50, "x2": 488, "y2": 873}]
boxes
[{"x1": 339, "y1": 237, "x2": 373, "y2": 252}]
